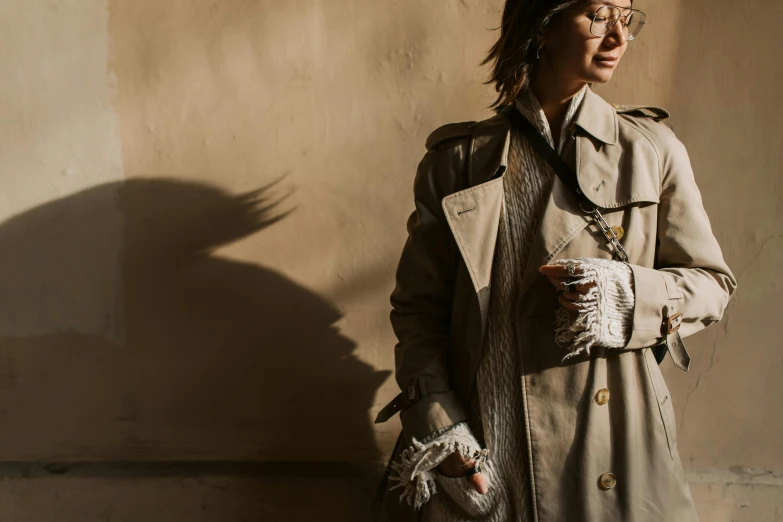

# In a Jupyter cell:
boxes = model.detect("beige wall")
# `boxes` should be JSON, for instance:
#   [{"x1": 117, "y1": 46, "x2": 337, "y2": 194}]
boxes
[
  {"x1": 600, "y1": 0, "x2": 783, "y2": 475},
  {"x1": 0, "y1": 0, "x2": 779, "y2": 520}
]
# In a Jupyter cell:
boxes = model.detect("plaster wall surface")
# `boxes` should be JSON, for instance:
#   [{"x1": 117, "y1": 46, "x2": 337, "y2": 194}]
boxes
[
  {"x1": 0, "y1": 1, "x2": 125, "y2": 341},
  {"x1": 0, "y1": 0, "x2": 778, "y2": 520}
]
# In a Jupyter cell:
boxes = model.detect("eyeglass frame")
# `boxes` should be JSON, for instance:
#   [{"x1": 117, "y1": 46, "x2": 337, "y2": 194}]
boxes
[{"x1": 587, "y1": 4, "x2": 647, "y2": 41}]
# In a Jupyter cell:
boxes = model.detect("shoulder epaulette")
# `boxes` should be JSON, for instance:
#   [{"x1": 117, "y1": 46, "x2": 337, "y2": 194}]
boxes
[
  {"x1": 425, "y1": 121, "x2": 477, "y2": 151},
  {"x1": 611, "y1": 103, "x2": 670, "y2": 122}
]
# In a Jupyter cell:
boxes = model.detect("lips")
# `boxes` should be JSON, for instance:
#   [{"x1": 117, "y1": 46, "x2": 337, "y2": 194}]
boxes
[{"x1": 595, "y1": 55, "x2": 619, "y2": 63}]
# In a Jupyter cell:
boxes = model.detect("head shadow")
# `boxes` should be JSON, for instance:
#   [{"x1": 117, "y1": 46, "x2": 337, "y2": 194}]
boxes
[{"x1": 0, "y1": 178, "x2": 389, "y2": 466}]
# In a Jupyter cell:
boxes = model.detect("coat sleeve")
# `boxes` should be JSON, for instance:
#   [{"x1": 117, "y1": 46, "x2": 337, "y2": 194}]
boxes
[
  {"x1": 625, "y1": 125, "x2": 737, "y2": 352},
  {"x1": 379, "y1": 139, "x2": 472, "y2": 441}
]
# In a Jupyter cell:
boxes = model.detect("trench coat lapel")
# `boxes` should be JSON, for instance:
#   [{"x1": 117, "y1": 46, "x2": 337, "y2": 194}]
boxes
[
  {"x1": 441, "y1": 113, "x2": 510, "y2": 336},
  {"x1": 517, "y1": 168, "x2": 592, "y2": 301}
]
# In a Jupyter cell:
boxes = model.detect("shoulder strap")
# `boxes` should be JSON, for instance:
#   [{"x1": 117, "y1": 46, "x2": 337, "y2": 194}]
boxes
[
  {"x1": 425, "y1": 121, "x2": 476, "y2": 151},
  {"x1": 498, "y1": 105, "x2": 595, "y2": 211},
  {"x1": 612, "y1": 103, "x2": 670, "y2": 121}
]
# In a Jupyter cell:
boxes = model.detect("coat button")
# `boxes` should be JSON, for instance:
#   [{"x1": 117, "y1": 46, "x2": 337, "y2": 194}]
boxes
[
  {"x1": 608, "y1": 320, "x2": 620, "y2": 336},
  {"x1": 611, "y1": 225, "x2": 624, "y2": 240},
  {"x1": 595, "y1": 388, "x2": 610, "y2": 405},
  {"x1": 599, "y1": 472, "x2": 617, "y2": 489}
]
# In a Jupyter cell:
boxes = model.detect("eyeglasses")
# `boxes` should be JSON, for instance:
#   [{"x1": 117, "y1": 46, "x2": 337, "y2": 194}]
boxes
[{"x1": 589, "y1": 5, "x2": 646, "y2": 41}]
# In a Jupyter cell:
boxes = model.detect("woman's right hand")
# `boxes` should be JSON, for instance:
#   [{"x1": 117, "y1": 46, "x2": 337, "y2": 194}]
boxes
[{"x1": 437, "y1": 451, "x2": 489, "y2": 494}]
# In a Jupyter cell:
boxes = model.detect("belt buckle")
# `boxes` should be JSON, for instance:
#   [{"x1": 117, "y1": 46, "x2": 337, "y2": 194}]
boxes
[{"x1": 666, "y1": 312, "x2": 682, "y2": 334}]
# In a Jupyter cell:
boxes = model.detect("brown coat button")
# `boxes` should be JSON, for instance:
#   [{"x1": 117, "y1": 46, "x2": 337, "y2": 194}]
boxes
[
  {"x1": 599, "y1": 472, "x2": 617, "y2": 490},
  {"x1": 595, "y1": 388, "x2": 610, "y2": 405}
]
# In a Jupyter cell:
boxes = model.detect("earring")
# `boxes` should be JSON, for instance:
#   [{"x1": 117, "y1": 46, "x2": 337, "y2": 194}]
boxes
[{"x1": 536, "y1": 46, "x2": 540, "y2": 59}]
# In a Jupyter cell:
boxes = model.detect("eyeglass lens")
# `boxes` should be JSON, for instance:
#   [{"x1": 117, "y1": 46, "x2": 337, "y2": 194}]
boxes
[{"x1": 591, "y1": 5, "x2": 645, "y2": 40}]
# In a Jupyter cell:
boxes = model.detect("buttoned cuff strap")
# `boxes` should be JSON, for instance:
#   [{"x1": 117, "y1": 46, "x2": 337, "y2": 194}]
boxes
[{"x1": 626, "y1": 264, "x2": 691, "y2": 371}]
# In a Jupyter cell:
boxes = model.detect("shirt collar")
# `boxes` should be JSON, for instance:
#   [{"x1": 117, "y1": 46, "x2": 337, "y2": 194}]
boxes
[{"x1": 514, "y1": 84, "x2": 589, "y2": 153}]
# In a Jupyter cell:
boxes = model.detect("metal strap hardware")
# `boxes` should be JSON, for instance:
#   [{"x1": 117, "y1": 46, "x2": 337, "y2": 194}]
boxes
[
  {"x1": 666, "y1": 312, "x2": 682, "y2": 334},
  {"x1": 583, "y1": 205, "x2": 630, "y2": 263},
  {"x1": 658, "y1": 308, "x2": 689, "y2": 369}
]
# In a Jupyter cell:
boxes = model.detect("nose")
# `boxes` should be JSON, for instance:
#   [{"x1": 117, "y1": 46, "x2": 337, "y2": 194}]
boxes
[{"x1": 604, "y1": 17, "x2": 628, "y2": 46}]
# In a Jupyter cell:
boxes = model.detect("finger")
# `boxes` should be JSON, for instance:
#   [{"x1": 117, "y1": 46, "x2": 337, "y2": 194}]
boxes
[
  {"x1": 459, "y1": 457, "x2": 476, "y2": 470},
  {"x1": 558, "y1": 295, "x2": 582, "y2": 311},
  {"x1": 546, "y1": 275, "x2": 593, "y2": 293},
  {"x1": 557, "y1": 280, "x2": 594, "y2": 293},
  {"x1": 539, "y1": 265, "x2": 570, "y2": 277},
  {"x1": 449, "y1": 454, "x2": 471, "y2": 475},
  {"x1": 469, "y1": 471, "x2": 489, "y2": 495},
  {"x1": 544, "y1": 275, "x2": 562, "y2": 288},
  {"x1": 437, "y1": 453, "x2": 464, "y2": 478},
  {"x1": 539, "y1": 264, "x2": 585, "y2": 277},
  {"x1": 561, "y1": 291, "x2": 581, "y2": 301},
  {"x1": 544, "y1": 274, "x2": 596, "y2": 293}
]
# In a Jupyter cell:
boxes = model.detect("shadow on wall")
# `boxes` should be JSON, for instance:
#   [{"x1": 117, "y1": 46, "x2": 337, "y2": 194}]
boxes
[{"x1": 0, "y1": 179, "x2": 390, "y2": 468}]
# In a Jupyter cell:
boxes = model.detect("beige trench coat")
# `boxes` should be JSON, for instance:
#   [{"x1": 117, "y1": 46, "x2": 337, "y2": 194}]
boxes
[{"x1": 374, "y1": 86, "x2": 737, "y2": 522}]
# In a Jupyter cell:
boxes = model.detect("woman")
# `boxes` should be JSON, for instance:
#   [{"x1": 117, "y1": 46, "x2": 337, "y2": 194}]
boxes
[{"x1": 374, "y1": 1, "x2": 737, "y2": 521}]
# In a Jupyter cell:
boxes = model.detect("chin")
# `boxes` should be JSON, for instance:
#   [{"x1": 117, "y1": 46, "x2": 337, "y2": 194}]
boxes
[{"x1": 585, "y1": 70, "x2": 615, "y2": 84}]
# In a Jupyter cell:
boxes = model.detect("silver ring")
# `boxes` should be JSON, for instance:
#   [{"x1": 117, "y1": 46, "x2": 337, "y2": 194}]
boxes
[
  {"x1": 563, "y1": 281, "x2": 574, "y2": 293},
  {"x1": 464, "y1": 466, "x2": 480, "y2": 477},
  {"x1": 567, "y1": 264, "x2": 577, "y2": 277}
]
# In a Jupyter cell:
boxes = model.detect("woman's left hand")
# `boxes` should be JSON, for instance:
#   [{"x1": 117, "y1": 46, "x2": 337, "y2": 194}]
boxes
[{"x1": 539, "y1": 264, "x2": 595, "y2": 311}]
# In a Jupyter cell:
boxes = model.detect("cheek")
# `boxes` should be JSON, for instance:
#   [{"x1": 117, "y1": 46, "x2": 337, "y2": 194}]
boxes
[
  {"x1": 556, "y1": 35, "x2": 596, "y2": 66},
  {"x1": 583, "y1": 38, "x2": 604, "y2": 59}
]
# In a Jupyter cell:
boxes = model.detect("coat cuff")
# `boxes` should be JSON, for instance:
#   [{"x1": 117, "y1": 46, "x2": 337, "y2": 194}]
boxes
[
  {"x1": 625, "y1": 263, "x2": 677, "y2": 349},
  {"x1": 399, "y1": 391, "x2": 470, "y2": 441}
]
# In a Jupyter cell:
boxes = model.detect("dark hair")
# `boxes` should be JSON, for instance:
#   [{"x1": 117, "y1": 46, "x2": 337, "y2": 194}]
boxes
[{"x1": 482, "y1": 0, "x2": 589, "y2": 108}]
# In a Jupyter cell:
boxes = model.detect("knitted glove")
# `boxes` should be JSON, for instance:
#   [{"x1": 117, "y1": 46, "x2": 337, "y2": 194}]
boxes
[
  {"x1": 388, "y1": 421, "x2": 488, "y2": 509},
  {"x1": 551, "y1": 257, "x2": 635, "y2": 363}
]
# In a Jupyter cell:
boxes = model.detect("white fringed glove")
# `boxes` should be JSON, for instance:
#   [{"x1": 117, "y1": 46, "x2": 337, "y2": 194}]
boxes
[
  {"x1": 388, "y1": 422, "x2": 488, "y2": 509},
  {"x1": 550, "y1": 257, "x2": 635, "y2": 363}
]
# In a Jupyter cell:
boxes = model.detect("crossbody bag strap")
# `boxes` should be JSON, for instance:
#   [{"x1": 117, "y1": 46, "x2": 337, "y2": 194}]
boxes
[
  {"x1": 499, "y1": 104, "x2": 629, "y2": 263},
  {"x1": 500, "y1": 105, "x2": 591, "y2": 208}
]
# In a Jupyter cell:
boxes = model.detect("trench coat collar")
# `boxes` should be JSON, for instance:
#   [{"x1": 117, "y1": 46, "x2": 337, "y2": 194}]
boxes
[
  {"x1": 470, "y1": 85, "x2": 619, "y2": 187},
  {"x1": 573, "y1": 86, "x2": 619, "y2": 145}
]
